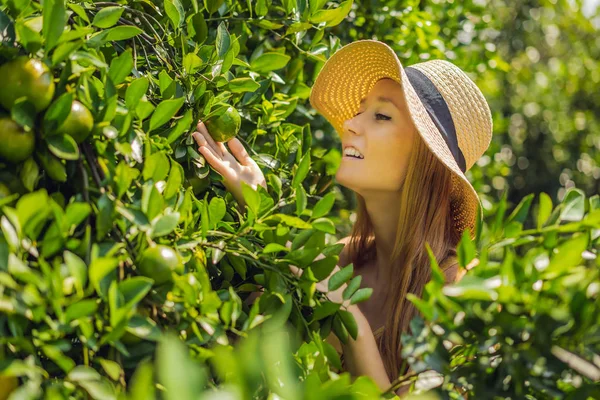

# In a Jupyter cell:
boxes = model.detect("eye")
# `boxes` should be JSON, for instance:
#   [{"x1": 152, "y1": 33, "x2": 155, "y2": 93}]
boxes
[
  {"x1": 376, "y1": 113, "x2": 391, "y2": 120},
  {"x1": 353, "y1": 111, "x2": 363, "y2": 117}
]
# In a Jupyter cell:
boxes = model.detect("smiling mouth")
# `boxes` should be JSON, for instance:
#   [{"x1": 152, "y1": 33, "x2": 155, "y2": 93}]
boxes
[{"x1": 343, "y1": 147, "x2": 364, "y2": 159}]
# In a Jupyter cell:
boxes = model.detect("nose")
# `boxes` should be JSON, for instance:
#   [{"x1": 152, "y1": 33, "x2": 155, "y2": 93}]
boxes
[{"x1": 342, "y1": 113, "x2": 361, "y2": 136}]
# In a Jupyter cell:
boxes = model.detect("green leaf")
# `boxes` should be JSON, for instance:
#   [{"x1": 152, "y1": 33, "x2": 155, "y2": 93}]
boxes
[
  {"x1": 114, "y1": 161, "x2": 140, "y2": 199},
  {"x1": 47, "y1": 134, "x2": 80, "y2": 160},
  {"x1": 19, "y1": 157, "x2": 39, "y2": 192},
  {"x1": 328, "y1": 264, "x2": 353, "y2": 292},
  {"x1": 89, "y1": 257, "x2": 119, "y2": 297},
  {"x1": 183, "y1": 53, "x2": 203, "y2": 75},
  {"x1": 188, "y1": 13, "x2": 208, "y2": 44},
  {"x1": 16, "y1": 189, "x2": 51, "y2": 237},
  {"x1": 157, "y1": 334, "x2": 206, "y2": 400},
  {"x1": 545, "y1": 233, "x2": 588, "y2": 278},
  {"x1": 12, "y1": 99, "x2": 36, "y2": 130},
  {"x1": 349, "y1": 288, "x2": 372, "y2": 305},
  {"x1": 149, "y1": 97, "x2": 185, "y2": 132},
  {"x1": 312, "y1": 301, "x2": 340, "y2": 321},
  {"x1": 266, "y1": 214, "x2": 312, "y2": 229},
  {"x1": 250, "y1": 52, "x2": 291, "y2": 73},
  {"x1": 295, "y1": 184, "x2": 307, "y2": 216},
  {"x1": 119, "y1": 277, "x2": 153, "y2": 308},
  {"x1": 312, "y1": 217, "x2": 335, "y2": 234},
  {"x1": 215, "y1": 22, "x2": 230, "y2": 58},
  {"x1": 560, "y1": 188, "x2": 585, "y2": 222},
  {"x1": 507, "y1": 193, "x2": 534, "y2": 225},
  {"x1": 44, "y1": 92, "x2": 75, "y2": 131},
  {"x1": 97, "y1": 358, "x2": 121, "y2": 381},
  {"x1": 164, "y1": 160, "x2": 184, "y2": 199},
  {"x1": 312, "y1": 192, "x2": 336, "y2": 219},
  {"x1": 263, "y1": 243, "x2": 290, "y2": 254},
  {"x1": 228, "y1": 77, "x2": 261, "y2": 93},
  {"x1": 442, "y1": 276, "x2": 498, "y2": 301},
  {"x1": 332, "y1": 313, "x2": 349, "y2": 344},
  {"x1": 537, "y1": 192, "x2": 553, "y2": 229},
  {"x1": 151, "y1": 212, "x2": 180, "y2": 238},
  {"x1": 204, "y1": 0, "x2": 225, "y2": 15},
  {"x1": 43, "y1": 0, "x2": 66, "y2": 51},
  {"x1": 342, "y1": 275, "x2": 361, "y2": 300},
  {"x1": 166, "y1": 108, "x2": 194, "y2": 144},
  {"x1": 164, "y1": 0, "x2": 184, "y2": 28},
  {"x1": 126, "y1": 78, "x2": 149, "y2": 111},
  {"x1": 241, "y1": 181, "x2": 261, "y2": 215},
  {"x1": 311, "y1": 255, "x2": 338, "y2": 281},
  {"x1": 255, "y1": 0, "x2": 271, "y2": 16},
  {"x1": 143, "y1": 152, "x2": 170, "y2": 182},
  {"x1": 208, "y1": 197, "x2": 226, "y2": 228},
  {"x1": 65, "y1": 299, "x2": 98, "y2": 322},
  {"x1": 129, "y1": 361, "x2": 155, "y2": 399},
  {"x1": 108, "y1": 48, "x2": 133, "y2": 85},
  {"x1": 87, "y1": 26, "x2": 143, "y2": 47},
  {"x1": 310, "y1": 0, "x2": 353, "y2": 27},
  {"x1": 92, "y1": 6, "x2": 123, "y2": 28},
  {"x1": 292, "y1": 151, "x2": 310, "y2": 189},
  {"x1": 338, "y1": 310, "x2": 358, "y2": 340},
  {"x1": 96, "y1": 194, "x2": 114, "y2": 240},
  {"x1": 457, "y1": 229, "x2": 476, "y2": 268},
  {"x1": 64, "y1": 250, "x2": 87, "y2": 295}
]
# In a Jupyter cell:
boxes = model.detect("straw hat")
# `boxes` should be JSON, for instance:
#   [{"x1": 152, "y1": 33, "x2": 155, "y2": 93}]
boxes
[{"x1": 310, "y1": 40, "x2": 493, "y2": 239}]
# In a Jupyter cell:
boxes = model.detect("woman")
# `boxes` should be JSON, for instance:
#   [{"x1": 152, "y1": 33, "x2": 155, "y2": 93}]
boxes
[{"x1": 191, "y1": 40, "x2": 493, "y2": 395}]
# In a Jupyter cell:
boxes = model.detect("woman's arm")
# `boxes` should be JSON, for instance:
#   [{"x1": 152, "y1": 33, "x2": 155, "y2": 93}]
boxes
[{"x1": 343, "y1": 305, "x2": 410, "y2": 397}]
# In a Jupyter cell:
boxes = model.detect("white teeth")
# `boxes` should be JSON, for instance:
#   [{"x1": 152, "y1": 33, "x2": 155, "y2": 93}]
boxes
[{"x1": 343, "y1": 147, "x2": 364, "y2": 159}]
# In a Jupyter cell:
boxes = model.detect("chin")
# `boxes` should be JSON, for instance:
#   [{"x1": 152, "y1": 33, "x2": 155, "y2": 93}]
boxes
[{"x1": 335, "y1": 167, "x2": 363, "y2": 194}]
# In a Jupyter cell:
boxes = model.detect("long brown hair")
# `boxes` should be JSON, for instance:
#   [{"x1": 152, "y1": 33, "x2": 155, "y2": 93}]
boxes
[{"x1": 346, "y1": 132, "x2": 462, "y2": 381}]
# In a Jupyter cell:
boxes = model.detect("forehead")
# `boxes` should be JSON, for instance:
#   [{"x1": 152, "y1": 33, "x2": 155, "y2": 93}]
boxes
[{"x1": 359, "y1": 78, "x2": 403, "y2": 109}]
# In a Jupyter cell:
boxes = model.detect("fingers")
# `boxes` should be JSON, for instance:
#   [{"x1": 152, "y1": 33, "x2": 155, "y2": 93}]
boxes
[
  {"x1": 198, "y1": 145, "x2": 227, "y2": 176},
  {"x1": 196, "y1": 120, "x2": 224, "y2": 157},
  {"x1": 227, "y1": 138, "x2": 253, "y2": 167},
  {"x1": 289, "y1": 265, "x2": 302, "y2": 278}
]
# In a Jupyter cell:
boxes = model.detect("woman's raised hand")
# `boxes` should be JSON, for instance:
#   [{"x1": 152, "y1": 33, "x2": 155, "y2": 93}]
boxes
[{"x1": 191, "y1": 120, "x2": 267, "y2": 209}]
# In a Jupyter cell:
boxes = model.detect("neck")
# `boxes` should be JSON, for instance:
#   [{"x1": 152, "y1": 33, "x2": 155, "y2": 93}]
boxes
[{"x1": 360, "y1": 190, "x2": 402, "y2": 280}]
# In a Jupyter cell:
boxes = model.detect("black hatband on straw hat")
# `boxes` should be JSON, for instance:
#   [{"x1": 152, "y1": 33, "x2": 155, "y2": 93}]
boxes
[{"x1": 405, "y1": 67, "x2": 467, "y2": 173}]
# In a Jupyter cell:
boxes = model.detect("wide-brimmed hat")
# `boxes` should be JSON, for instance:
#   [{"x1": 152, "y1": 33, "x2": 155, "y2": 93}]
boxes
[{"x1": 309, "y1": 40, "x2": 493, "y2": 239}]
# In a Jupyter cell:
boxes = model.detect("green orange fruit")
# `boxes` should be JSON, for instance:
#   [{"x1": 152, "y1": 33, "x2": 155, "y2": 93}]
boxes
[
  {"x1": 58, "y1": 100, "x2": 94, "y2": 143},
  {"x1": 0, "y1": 117, "x2": 35, "y2": 163},
  {"x1": 138, "y1": 245, "x2": 184, "y2": 285},
  {"x1": 204, "y1": 105, "x2": 241, "y2": 142},
  {"x1": 0, "y1": 57, "x2": 55, "y2": 112}
]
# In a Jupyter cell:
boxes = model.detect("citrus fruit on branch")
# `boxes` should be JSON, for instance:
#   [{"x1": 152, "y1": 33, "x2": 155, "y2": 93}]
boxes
[
  {"x1": 0, "y1": 117, "x2": 35, "y2": 163},
  {"x1": 57, "y1": 100, "x2": 94, "y2": 143},
  {"x1": 0, "y1": 57, "x2": 55, "y2": 112},
  {"x1": 203, "y1": 105, "x2": 241, "y2": 143},
  {"x1": 138, "y1": 245, "x2": 184, "y2": 285}
]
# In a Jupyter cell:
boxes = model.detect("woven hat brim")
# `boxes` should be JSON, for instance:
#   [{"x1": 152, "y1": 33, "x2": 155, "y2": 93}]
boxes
[{"x1": 309, "y1": 40, "x2": 482, "y2": 238}]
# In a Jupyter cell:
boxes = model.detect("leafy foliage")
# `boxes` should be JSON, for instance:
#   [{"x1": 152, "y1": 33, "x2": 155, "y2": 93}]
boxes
[
  {"x1": 0, "y1": 0, "x2": 380, "y2": 398},
  {"x1": 402, "y1": 190, "x2": 600, "y2": 398},
  {"x1": 0, "y1": 0, "x2": 598, "y2": 399}
]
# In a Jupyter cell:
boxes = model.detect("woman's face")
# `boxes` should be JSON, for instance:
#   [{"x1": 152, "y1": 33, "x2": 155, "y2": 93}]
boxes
[{"x1": 336, "y1": 78, "x2": 418, "y2": 195}]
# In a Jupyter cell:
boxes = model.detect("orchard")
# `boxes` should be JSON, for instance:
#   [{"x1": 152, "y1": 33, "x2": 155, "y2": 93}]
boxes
[{"x1": 0, "y1": 0, "x2": 599, "y2": 399}]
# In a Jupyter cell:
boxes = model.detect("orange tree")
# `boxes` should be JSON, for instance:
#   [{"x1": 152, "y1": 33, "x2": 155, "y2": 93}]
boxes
[{"x1": 0, "y1": 0, "x2": 386, "y2": 398}]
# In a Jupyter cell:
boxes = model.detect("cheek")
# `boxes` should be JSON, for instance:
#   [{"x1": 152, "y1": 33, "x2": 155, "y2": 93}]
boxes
[{"x1": 370, "y1": 137, "x2": 412, "y2": 184}]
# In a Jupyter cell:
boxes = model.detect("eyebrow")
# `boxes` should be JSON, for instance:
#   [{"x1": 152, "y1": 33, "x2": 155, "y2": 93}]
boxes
[{"x1": 359, "y1": 96, "x2": 396, "y2": 106}]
